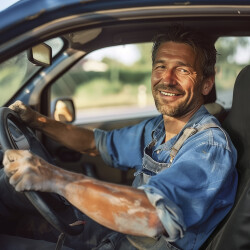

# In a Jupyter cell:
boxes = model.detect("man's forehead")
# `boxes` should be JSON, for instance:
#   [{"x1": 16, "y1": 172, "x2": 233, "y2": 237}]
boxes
[
  {"x1": 155, "y1": 41, "x2": 203, "y2": 73},
  {"x1": 156, "y1": 42, "x2": 196, "y2": 61},
  {"x1": 157, "y1": 41, "x2": 195, "y2": 54}
]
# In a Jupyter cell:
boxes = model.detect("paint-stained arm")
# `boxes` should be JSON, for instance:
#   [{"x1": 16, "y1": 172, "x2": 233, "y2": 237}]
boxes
[
  {"x1": 3, "y1": 149, "x2": 165, "y2": 237},
  {"x1": 9, "y1": 101, "x2": 98, "y2": 156}
]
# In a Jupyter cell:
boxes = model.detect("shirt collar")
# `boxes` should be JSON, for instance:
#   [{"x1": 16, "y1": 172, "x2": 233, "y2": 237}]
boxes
[
  {"x1": 182, "y1": 105, "x2": 209, "y2": 130},
  {"x1": 151, "y1": 105, "x2": 209, "y2": 141}
]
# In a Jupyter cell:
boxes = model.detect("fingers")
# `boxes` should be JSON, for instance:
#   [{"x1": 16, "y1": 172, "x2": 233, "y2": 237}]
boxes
[
  {"x1": 3, "y1": 149, "x2": 31, "y2": 164},
  {"x1": 3, "y1": 150, "x2": 38, "y2": 192},
  {"x1": 14, "y1": 176, "x2": 33, "y2": 192},
  {"x1": 8, "y1": 100, "x2": 35, "y2": 124},
  {"x1": 9, "y1": 166, "x2": 33, "y2": 192},
  {"x1": 9, "y1": 100, "x2": 26, "y2": 113},
  {"x1": 3, "y1": 150, "x2": 32, "y2": 177},
  {"x1": 3, "y1": 149, "x2": 58, "y2": 193}
]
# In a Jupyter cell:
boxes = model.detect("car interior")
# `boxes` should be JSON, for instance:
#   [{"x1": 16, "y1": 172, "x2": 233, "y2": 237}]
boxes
[
  {"x1": 41, "y1": 19, "x2": 243, "y2": 184},
  {"x1": 201, "y1": 65, "x2": 250, "y2": 249},
  {"x1": 1, "y1": 4, "x2": 250, "y2": 248}
]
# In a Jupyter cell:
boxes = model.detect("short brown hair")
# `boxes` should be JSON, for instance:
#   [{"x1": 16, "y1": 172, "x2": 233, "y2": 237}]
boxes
[{"x1": 152, "y1": 25, "x2": 217, "y2": 79}]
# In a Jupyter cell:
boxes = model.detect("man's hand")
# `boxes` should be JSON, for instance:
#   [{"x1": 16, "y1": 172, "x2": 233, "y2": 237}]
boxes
[
  {"x1": 3, "y1": 149, "x2": 59, "y2": 193},
  {"x1": 9, "y1": 101, "x2": 38, "y2": 126}
]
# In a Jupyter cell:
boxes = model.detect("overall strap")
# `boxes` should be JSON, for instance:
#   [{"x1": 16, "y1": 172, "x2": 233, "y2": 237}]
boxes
[{"x1": 169, "y1": 123, "x2": 222, "y2": 163}]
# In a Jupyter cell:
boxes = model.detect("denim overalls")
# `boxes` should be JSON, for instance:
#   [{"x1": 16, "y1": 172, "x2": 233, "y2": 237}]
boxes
[
  {"x1": 127, "y1": 123, "x2": 223, "y2": 250},
  {"x1": 132, "y1": 123, "x2": 222, "y2": 188},
  {"x1": 94, "y1": 108, "x2": 238, "y2": 250}
]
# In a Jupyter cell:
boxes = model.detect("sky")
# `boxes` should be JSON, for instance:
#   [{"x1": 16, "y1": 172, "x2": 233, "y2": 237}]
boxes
[
  {"x1": 87, "y1": 45, "x2": 141, "y2": 66},
  {"x1": 0, "y1": 0, "x2": 19, "y2": 11}
]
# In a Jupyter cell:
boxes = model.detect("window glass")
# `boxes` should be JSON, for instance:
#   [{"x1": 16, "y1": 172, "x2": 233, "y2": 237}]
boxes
[
  {"x1": 51, "y1": 43, "x2": 158, "y2": 124},
  {"x1": 0, "y1": 37, "x2": 64, "y2": 106},
  {"x1": 215, "y1": 37, "x2": 250, "y2": 108}
]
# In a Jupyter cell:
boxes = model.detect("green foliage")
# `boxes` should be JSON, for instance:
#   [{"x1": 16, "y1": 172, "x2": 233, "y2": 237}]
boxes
[
  {"x1": 119, "y1": 68, "x2": 151, "y2": 84},
  {"x1": 215, "y1": 37, "x2": 250, "y2": 91},
  {"x1": 52, "y1": 66, "x2": 152, "y2": 100},
  {"x1": 51, "y1": 38, "x2": 250, "y2": 110},
  {"x1": 215, "y1": 62, "x2": 243, "y2": 90},
  {"x1": 135, "y1": 43, "x2": 152, "y2": 66},
  {"x1": 0, "y1": 53, "x2": 28, "y2": 105},
  {"x1": 216, "y1": 37, "x2": 249, "y2": 64},
  {"x1": 73, "y1": 77, "x2": 153, "y2": 109}
]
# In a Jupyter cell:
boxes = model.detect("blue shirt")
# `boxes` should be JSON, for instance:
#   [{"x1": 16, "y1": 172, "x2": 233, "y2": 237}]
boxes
[{"x1": 94, "y1": 105, "x2": 238, "y2": 250}]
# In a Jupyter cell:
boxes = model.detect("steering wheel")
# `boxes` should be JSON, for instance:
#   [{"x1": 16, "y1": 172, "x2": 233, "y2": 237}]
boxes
[{"x1": 0, "y1": 107, "x2": 84, "y2": 236}]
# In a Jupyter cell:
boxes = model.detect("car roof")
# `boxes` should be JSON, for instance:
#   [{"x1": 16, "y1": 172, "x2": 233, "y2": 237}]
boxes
[{"x1": 1, "y1": 0, "x2": 250, "y2": 62}]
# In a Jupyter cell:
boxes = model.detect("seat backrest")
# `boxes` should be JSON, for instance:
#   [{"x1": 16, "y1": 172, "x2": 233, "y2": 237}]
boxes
[
  {"x1": 204, "y1": 83, "x2": 227, "y2": 122},
  {"x1": 204, "y1": 102, "x2": 226, "y2": 121},
  {"x1": 202, "y1": 65, "x2": 250, "y2": 249}
]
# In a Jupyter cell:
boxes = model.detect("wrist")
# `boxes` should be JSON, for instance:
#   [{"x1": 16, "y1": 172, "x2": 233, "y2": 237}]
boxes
[{"x1": 52, "y1": 167, "x2": 85, "y2": 196}]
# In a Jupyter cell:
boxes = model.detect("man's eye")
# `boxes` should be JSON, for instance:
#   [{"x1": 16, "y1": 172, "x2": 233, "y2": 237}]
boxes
[
  {"x1": 176, "y1": 67, "x2": 191, "y2": 75},
  {"x1": 155, "y1": 65, "x2": 165, "y2": 70}
]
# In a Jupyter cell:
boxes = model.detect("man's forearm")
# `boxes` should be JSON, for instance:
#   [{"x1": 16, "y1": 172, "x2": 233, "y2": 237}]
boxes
[
  {"x1": 55, "y1": 170, "x2": 164, "y2": 237},
  {"x1": 4, "y1": 149, "x2": 164, "y2": 238},
  {"x1": 33, "y1": 114, "x2": 98, "y2": 155},
  {"x1": 9, "y1": 100, "x2": 98, "y2": 155}
]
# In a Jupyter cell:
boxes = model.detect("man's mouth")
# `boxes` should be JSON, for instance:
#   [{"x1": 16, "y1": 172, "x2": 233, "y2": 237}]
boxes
[{"x1": 160, "y1": 91, "x2": 180, "y2": 96}]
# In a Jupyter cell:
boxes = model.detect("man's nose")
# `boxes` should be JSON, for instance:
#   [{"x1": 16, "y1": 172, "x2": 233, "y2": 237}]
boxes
[{"x1": 162, "y1": 69, "x2": 175, "y2": 83}]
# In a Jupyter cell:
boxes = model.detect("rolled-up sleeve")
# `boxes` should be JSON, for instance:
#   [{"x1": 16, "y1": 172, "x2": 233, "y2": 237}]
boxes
[
  {"x1": 139, "y1": 133, "x2": 238, "y2": 245},
  {"x1": 139, "y1": 185, "x2": 186, "y2": 242},
  {"x1": 94, "y1": 117, "x2": 162, "y2": 170},
  {"x1": 94, "y1": 128, "x2": 113, "y2": 166}
]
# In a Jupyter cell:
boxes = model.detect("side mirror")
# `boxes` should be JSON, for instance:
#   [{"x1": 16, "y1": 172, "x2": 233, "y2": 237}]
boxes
[
  {"x1": 27, "y1": 43, "x2": 52, "y2": 67},
  {"x1": 51, "y1": 98, "x2": 75, "y2": 123}
]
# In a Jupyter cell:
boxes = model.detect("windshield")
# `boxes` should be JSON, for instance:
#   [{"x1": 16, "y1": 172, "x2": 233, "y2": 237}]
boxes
[{"x1": 0, "y1": 37, "x2": 64, "y2": 106}]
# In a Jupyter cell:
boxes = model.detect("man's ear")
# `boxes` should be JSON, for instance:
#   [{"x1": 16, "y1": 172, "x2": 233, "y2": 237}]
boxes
[{"x1": 202, "y1": 76, "x2": 215, "y2": 96}]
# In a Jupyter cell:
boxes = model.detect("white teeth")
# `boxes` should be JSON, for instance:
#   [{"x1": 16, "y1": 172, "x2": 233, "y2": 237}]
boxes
[{"x1": 160, "y1": 91, "x2": 177, "y2": 96}]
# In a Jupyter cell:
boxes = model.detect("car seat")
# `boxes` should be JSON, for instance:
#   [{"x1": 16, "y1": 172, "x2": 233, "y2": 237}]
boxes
[
  {"x1": 204, "y1": 102, "x2": 226, "y2": 121},
  {"x1": 201, "y1": 65, "x2": 250, "y2": 249},
  {"x1": 204, "y1": 84, "x2": 227, "y2": 122}
]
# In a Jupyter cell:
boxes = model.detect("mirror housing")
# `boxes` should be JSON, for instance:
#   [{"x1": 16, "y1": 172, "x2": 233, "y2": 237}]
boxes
[
  {"x1": 27, "y1": 43, "x2": 52, "y2": 67},
  {"x1": 51, "y1": 98, "x2": 75, "y2": 123}
]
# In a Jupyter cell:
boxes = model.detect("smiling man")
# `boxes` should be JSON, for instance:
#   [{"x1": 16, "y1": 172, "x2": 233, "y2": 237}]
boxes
[
  {"x1": 152, "y1": 42, "x2": 206, "y2": 115},
  {"x1": 2, "y1": 26, "x2": 238, "y2": 250}
]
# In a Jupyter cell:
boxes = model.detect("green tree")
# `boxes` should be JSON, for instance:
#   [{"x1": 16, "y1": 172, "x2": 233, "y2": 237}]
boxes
[
  {"x1": 215, "y1": 37, "x2": 249, "y2": 64},
  {"x1": 134, "y1": 43, "x2": 152, "y2": 69},
  {"x1": 215, "y1": 37, "x2": 250, "y2": 94}
]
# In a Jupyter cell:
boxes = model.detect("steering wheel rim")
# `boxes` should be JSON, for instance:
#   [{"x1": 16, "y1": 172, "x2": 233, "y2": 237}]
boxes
[{"x1": 0, "y1": 107, "x2": 84, "y2": 236}]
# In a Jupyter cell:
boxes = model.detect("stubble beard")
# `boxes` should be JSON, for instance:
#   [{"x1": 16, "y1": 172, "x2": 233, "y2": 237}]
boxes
[
  {"x1": 153, "y1": 91, "x2": 201, "y2": 118},
  {"x1": 154, "y1": 97, "x2": 187, "y2": 117},
  {"x1": 152, "y1": 85, "x2": 187, "y2": 117}
]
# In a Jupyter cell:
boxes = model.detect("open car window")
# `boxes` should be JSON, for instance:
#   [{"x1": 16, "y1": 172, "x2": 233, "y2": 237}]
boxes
[
  {"x1": 51, "y1": 43, "x2": 159, "y2": 124},
  {"x1": 50, "y1": 37, "x2": 250, "y2": 124},
  {"x1": 215, "y1": 36, "x2": 250, "y2": 108}
]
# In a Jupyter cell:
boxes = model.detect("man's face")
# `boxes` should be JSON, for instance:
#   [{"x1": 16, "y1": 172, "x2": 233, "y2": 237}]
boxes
[{"x1": 151, "y1": 41, "x2": 205, "y2": 118}]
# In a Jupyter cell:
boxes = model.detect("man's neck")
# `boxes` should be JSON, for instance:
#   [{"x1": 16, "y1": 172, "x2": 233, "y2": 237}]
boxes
[{"x1": 163, "y1": 106, "x2": 201, "y2": 143}]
